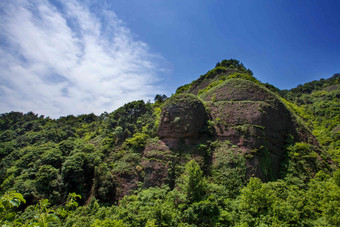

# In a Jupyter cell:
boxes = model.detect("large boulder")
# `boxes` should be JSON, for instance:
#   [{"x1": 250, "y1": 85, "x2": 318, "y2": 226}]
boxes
[{"x1": 158, "y1": 94, "x2": 207, "y2": 148}]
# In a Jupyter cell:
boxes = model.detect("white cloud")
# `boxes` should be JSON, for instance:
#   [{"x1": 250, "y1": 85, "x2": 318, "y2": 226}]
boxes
[{"x1": 0, "y1": 0, "x2": 163, "y2": 118}]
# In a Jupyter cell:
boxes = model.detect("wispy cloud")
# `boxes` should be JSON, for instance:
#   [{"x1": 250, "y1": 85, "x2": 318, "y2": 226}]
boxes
[{"x1": 0, "y1": 0, "x2": 163, "y2": 118}]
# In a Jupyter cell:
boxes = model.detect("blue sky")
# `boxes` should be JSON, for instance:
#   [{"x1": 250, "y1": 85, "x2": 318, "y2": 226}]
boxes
[{"x1": 1, "y1": 0, "x2": 339, "y2": 117}]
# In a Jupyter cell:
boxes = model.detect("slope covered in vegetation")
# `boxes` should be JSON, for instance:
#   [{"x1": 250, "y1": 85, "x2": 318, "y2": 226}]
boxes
[
  {"x1": 0, "y1": 60, "x2": 339, "y2": 226},
  {"x1": 281, "y1": 74, "x2": 340, "y2": 163}
]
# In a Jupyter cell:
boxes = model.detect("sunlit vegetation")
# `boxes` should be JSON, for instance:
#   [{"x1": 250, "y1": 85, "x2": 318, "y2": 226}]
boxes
[
  {"x1": 0, "y1": 61, "x2": 339, "y2": 226},
  {"x1": 281, "y1": 74, "x2": 340, "y2": 164}
]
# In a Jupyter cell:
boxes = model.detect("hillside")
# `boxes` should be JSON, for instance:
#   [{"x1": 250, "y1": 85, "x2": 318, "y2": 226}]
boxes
[{"x1": 0, "y1": 60, "x2": 339, "y2": 226}]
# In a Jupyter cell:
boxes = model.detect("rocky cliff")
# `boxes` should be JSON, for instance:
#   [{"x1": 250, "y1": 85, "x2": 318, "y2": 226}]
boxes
[{"x1": 158, "y1": 76, "x2": 320, "y2": 181}]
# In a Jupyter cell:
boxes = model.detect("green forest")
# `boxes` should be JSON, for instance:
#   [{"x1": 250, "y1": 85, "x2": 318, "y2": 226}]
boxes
[{"x1": 1, "y1": 60, "x2": 339, "y2": 226}]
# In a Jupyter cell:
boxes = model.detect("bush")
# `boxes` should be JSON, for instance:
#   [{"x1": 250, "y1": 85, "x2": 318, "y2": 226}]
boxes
[
  {"x1": 334, "y1": 169, "x2": 340, "y2": 187},
  {"x1": 124, "y1": 133, "x2": 150, "y2": 152}
]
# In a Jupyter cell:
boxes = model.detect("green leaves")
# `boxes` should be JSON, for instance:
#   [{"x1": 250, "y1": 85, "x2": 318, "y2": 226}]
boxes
[
  {"x1": 91, "y1": 218, "x2": 125, "y2": 227},
  {"x1": 334, "y1": 169, "x2": 340, "y2": 187},
  {"x1": 0, "y1": 191, "x2": 26, "y2": 225},
  {"x1": 31, "y1": 199, "x2": 60, "y2": 227},
  {"x1": 0, "y1": 72, "x2": 339, "y2": 226},
  {"x1": 124, "y1": 133, "x2": 150, "y2": 152},
  {"x1": 182, "y1": 197, "x2": 220, "y2": 226},
  {"x1": 65, "y1": 193, "x2": 81, "y2": 210},
  {"x1": 282, "y1": 142, "x2": 324, "y2": 181},
  {"x1": 212, "y1": 142, "x2": 247, "y2": 196},
  {"x1": 178, "y1": 160, "x2": 207, "y2": 203}
]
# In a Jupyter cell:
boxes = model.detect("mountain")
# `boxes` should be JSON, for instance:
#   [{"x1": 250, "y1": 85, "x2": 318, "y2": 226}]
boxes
[{"x1": 0, "y1": 60, "x2": 339, "y2": 226}]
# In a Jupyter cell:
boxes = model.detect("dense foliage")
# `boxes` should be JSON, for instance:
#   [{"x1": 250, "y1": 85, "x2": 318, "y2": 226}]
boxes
[
  {"x1": 281, "y1": 74, "x2": 340, "y2": 163},
  {"x1": 0, "y1": 61, "x2": 339, "y2": 226}
]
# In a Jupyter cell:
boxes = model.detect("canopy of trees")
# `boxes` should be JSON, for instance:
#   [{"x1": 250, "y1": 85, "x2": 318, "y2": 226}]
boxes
[{"x1": 0, "y1": 65, "x2": 339, "y2": 226}]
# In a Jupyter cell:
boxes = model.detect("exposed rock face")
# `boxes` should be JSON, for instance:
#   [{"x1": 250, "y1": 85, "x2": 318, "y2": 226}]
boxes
[
  {"x1": 112, "y1": 140, "x2": 174, "y2": 201},
  {"x1": 141, "y1": 140, "x2": 173, "y2": 188},
  {"x1": 201, "y1": 79, "x2": 318, "y2": 180},
  {"x1": 158, "y1": 78, "x2": 319, "y2": 181},
  {"x1": 200, "y1": 78, "x2": 277, "y2": 102},
  {"x1": 110, "y1": 77, "x2": 323, "y2": 201},
  {"x1": 114, "y1": 174, "x2": 139, "y2": 201},
  {"x1": 158, "y1": 94, "x2": 207, "y2": 148}
]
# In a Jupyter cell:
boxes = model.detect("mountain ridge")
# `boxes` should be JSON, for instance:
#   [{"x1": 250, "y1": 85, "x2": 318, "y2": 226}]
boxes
[{"x1": 0, "y1": 59, "x2": 339, "y2": 226}]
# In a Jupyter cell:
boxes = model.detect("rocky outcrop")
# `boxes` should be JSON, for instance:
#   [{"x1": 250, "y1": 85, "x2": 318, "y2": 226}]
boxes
[
  {"x1": 158, "y1": 78, "x2": 319, "y2": 181},
  {"x1": 141, "y1": 139, "x2": 174, "y2": 188},
  {"x1": 158, "y1": 94, "x2": 208, "y2": 149},
  {"x1": 201, "y1": 79, "x2": 318, "y2": 180}
]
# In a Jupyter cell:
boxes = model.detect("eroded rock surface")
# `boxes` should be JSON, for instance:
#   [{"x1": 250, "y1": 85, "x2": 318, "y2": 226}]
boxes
[
  {"x1": 158, "y1": 94, "x2": 208, "y2": 148},
  {"x1": 158, "y1": 78, "x2": 319, "y2": 181},
  {"x1": 141, "y1": 139, "x2": 174, "y2": 188},
  {"x1": 201, "y1": 79, "x2": 318, "y2": 180}
]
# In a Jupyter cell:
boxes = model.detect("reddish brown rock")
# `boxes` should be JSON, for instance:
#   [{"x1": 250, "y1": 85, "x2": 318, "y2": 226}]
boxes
[
  {"x1": 201, "y1": 79, "x2": 319, "y2": 180},
  {"x1": 141, "y1": 139, "x2": 174, "y2": 188},
  {"x1": 155, "y1": 76, "x2": 322, "y2": 184},
  {"x1": 158, "y1": 94, "x2": 208, "y2": 148},
  {"x1": 159, "y1": 78, "x2": 320, "y2": 181}
]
